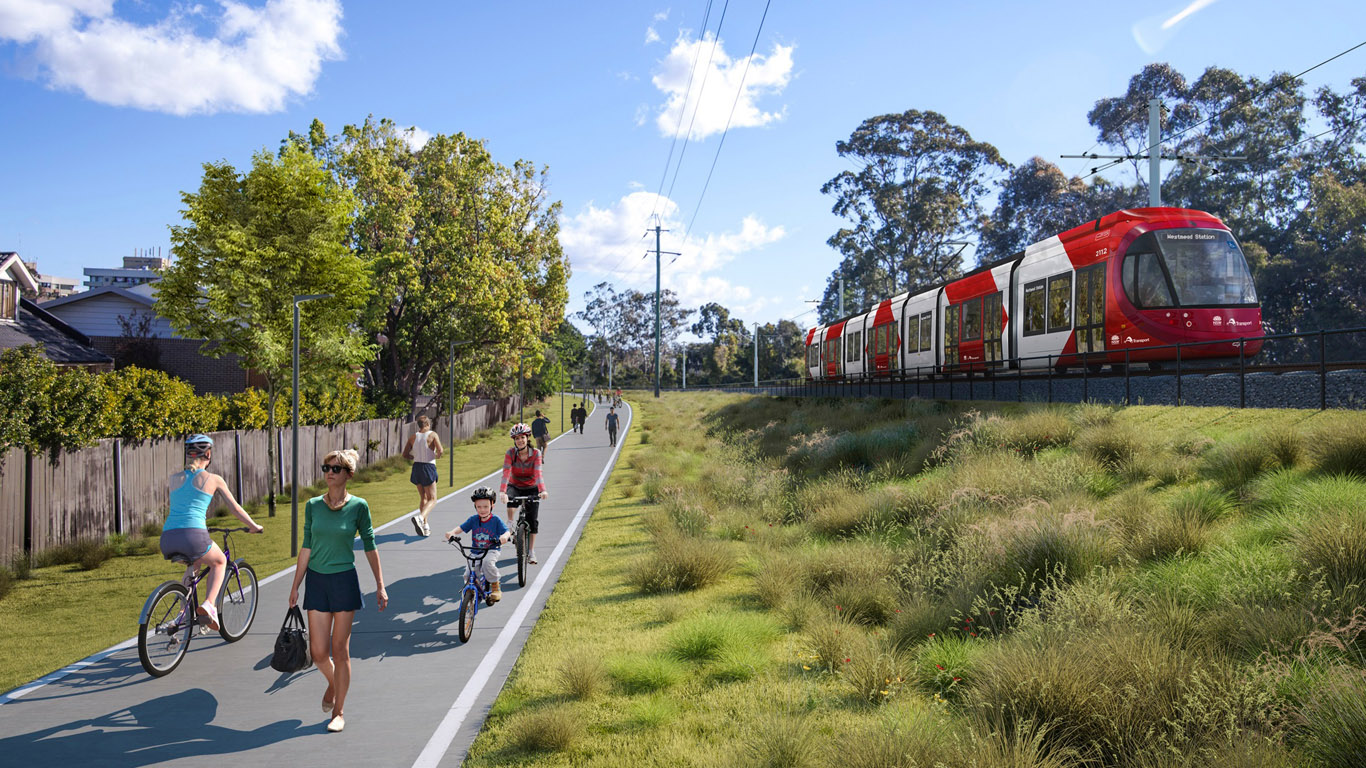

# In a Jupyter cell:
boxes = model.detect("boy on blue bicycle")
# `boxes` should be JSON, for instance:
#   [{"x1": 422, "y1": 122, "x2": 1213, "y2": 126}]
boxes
[{"x1": 444, "y1": 487, "x2": 512, "y2": 602}]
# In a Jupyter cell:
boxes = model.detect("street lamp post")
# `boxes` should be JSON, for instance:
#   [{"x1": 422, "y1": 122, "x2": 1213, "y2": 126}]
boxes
[
  {"x1": 292, "y1": 293, "x2": 331, "y2": 558},
  {"x1": 753, "y1": 322, "x2": 760, "y2": 388}
]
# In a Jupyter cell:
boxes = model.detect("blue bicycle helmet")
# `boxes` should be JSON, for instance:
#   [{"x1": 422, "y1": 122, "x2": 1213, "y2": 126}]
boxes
[{"x1": 185, "y1": 434, "x2": 214, "y2": 457}]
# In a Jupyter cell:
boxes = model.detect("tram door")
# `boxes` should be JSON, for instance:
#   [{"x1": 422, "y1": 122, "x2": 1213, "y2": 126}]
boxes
[
  {"x1": 1076, "y1": 264, "x2": 1106, "y2": 356},
  {"x1": 944, "y1": 304, "x2": 960, "y2": 369},
  {"x1": 983, "y1": 292, "x2": 1003, "y2": 364}
]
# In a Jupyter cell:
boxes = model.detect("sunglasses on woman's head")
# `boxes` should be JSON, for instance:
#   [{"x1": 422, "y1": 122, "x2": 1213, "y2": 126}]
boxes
[{"x1": 321, "y1": 464, "x2": 348, "y2": 474}]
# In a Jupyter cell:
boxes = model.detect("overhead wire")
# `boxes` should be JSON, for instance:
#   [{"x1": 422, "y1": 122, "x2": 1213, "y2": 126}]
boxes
[
  {"x1": 647, "y1": 0, "x2": 715, "y2": 224},
  {"x1": 662, "y1": 0, "x2": 731, "y2": 210},
  {"x1": 674, "y1": 0, "x2": 772, "y2": 264}
]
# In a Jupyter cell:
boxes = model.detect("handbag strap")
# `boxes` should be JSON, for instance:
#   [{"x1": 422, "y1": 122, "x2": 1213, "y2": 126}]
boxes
[{"x1": 282, "y1": 605, "x2": 306, "y2": 631}]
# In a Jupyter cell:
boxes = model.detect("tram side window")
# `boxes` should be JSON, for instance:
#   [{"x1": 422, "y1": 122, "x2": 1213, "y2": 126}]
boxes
[
  {"x1": 1047, "y1": 273, "x2": 1072, "y2": 333},
  {"x1": 906, "y1": 315, "x2": 919, "y2": 354},
  {"x1": 919, "y1": 312, "x2": 932, "y2": 352},
  {"x1": 847, "y1": 330, "x2": 861, "y2": 362},
  {"x1": 1023, "y1": 280, "x2": 1045, "y2": 335},
  {"x1": 1123, "y1": 251, "x2": 1176, "y2": 308},
  {"x1": 962, "y1": 298, "x2": 982, "y2": 341}
]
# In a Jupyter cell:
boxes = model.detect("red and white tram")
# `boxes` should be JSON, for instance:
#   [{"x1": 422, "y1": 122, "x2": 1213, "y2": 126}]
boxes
[{"x1": 805, "y1": 208, "x2": 1262, "y2": 380}]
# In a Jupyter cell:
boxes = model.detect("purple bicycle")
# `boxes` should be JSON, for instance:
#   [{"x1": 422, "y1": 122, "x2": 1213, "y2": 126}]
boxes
[{"x1": 137, "y1": 526, "x2": 259, "y2": 677}]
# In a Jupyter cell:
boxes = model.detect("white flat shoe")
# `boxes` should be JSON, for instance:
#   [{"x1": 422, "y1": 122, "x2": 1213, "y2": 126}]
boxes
[{"x1": 327, "y1": 715, "x2": 345, "y2": 732}]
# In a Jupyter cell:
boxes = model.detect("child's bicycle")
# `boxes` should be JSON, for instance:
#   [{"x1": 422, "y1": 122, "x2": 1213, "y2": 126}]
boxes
[
  {"x1": 507, "y1": 493, "x2": 539, "y2": 588},
  {"x1": 137, "y1": 527, "x2": 259, "y2": 677},
  {"x1": 446, "y1": 537, "x2": 498, "y2": 643}
]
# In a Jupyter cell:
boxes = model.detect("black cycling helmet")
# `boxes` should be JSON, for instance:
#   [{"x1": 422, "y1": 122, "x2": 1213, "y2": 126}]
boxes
[{"x1": 471, "y1": 486, "x2": 496, "y2": 503}]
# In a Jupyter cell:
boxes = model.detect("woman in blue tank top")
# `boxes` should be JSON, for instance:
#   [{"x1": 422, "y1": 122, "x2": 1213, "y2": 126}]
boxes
[{"x1": 159, "y1": 434, "x2": 263, "y2": 631}]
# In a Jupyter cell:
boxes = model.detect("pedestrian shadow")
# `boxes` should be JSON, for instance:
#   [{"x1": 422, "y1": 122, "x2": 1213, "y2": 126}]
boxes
[
  {"x1": 0, "y1": 688, "x2": 311, "y2": 765},
  {"x1": 341, "y1": 559, "x2": 525, "y2": 660}
]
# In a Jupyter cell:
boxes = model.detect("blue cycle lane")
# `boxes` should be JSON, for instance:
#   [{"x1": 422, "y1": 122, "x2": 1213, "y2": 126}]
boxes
[{"x1": 0, "y1": 398, "x2": 631, "y2": 768}]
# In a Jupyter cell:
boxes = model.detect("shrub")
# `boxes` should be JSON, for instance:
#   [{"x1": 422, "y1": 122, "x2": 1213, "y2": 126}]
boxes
[
  {"x1": 0, "y1": 565, "x2": 12, "y2": 600},
  {"x1": 102, "y1": 366, "x2": 210, "y2": 441},
  {"x1": 1309, "y1": 419, "x2": 1366, "y2": 477},
  {"x1": 1291, "y1": 476, "x2": 1366, "y2": 591},
  {"x1": 140, "y1": 520, "x2": 163, "y2": 539},
  {"x1": 558, "y1": 651, "x2": 607, "y2": 700},
  {"x1": 506, "y1": 705, "x2": 581, "y2": 753},
  {"x1": 628, "y1": 533, "x2": 733, "y2": 593},
  {"x1": 76, "y1": 539, "x2": 114, "y2": 571},
  {"x1": 8, "y1": 552, "x2": 32, "y2": 580},
  {"x1": 609, "y1": 654, "x2": 686, "y2": 694}
]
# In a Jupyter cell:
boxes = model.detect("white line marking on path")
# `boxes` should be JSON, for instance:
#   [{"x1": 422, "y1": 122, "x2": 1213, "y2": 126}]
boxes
[
  {"x1": 0, "y1": 402, "x2": 599, "y2": 708},
  {"x1": 411, "y1": 402, "x2": 629, "y2": 768}
]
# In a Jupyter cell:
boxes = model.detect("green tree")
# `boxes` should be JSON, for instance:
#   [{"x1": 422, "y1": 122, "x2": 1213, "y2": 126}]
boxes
[
  {"x1": 977, "y1": 157, "x2": 1133, "y2": 262},
  {"x1": 157, "y1": 143, "x2": 370, "y2": 517},
  {"x1": 820, "y1": 110, "x2": 1007, "y2": 322},
  {"x1": 308, "y1": 117, "x2": 569, "y2": 418}
]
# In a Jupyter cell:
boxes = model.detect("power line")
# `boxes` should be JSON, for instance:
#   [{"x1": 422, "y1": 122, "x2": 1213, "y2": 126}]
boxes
[
  {"x1": 676, "y1": 0, "x2": 772, "y2": 259},
  {"x1": 648, "y1": 0, "x2": 715, "y2": 224},
  {"x1": 662, "y1": 0, "x2": 731, "y2": 212}
]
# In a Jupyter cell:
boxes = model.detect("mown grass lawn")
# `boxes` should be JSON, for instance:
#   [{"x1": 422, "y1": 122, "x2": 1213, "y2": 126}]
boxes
[
  {"x1": 467, "y1": 393, "x2": 1366, "y2": 768},
  {"x1": 0, "y1": 399, "x2": 585, "y2": 695}
]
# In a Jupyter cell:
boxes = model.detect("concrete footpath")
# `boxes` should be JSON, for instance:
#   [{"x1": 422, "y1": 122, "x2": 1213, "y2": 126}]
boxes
[{"x1": 0, "y1": 398, "x2": 632, "y2": 768}]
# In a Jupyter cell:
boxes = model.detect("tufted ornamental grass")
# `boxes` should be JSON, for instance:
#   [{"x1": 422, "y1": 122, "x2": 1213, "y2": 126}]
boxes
[
  {"x1": 557, "y1": 650, "x2": 608, "y2": 700},
  {"x1": 838, "y1": 631, "x2": 908, "y2": 705},
  {"x1": 505, "y1": 704, "x2": 582, "y2": 754},
  {"x1": 784, "y1": 420, "x2": 924, "y2": 476},
  {"x1": 1074, "y1": 420, "x2": 1145, "y2": 470},
  {"x1": 843, "y1": 702, "x2": 959, "y2": 768},
  {"x1": 665, "y1": 611, "x2": 780, "y2": 663},
  {"x1": 887, "y1": 593, "x2": 957, "y2": 651},
  {"x1": 1202, "y1": 431, "x2": 1301, "y2": 494},
  {"x1": 962, "y1": 509, "x2": 1121, "y2": 600},
  {"x1": 627, "y1": 531, "x2": 734, "y2": 594},
  {"x1": 1308, "y1": 417, "x2": 1366, "y2": 477},
  {"x1": 1298, "y1": 666, "x2": 1366, "y2": 768},
  {"x1": 999, "y1": 407, "x2": 1077, "y2": 456},
  {"x1": 608, "y1": 653, "x2": 686, "y2": 694},
  {"x1": 910, "y1": 633, "x2": 980, "y2": 702},
  {"x1": 1289, "y1": 476, "x2": 1366, "y2": 592},
  {"x1": 741, "y1": 711, "x2": 822, "y2": 768}
]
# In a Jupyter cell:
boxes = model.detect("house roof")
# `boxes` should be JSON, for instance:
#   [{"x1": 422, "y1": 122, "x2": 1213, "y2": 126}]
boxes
[
  {"x1": 0, "y1": 298, "x2": 114, "y2": 365},
  {"x1": 0, "y1": 253, "x2": 40, "y2": 294},
  {"x1": 39, "y1": 284, "x2": 157, "y2": 309}
]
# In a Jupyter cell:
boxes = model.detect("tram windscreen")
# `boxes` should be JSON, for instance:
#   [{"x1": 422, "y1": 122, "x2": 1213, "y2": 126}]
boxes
[{"x1": 1122, "y1": 229, "x2": 1258, "y2": 307}]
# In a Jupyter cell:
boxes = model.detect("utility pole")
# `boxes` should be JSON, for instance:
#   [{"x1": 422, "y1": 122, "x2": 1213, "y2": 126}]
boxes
[
  {"x1": 682, "y1": 353, "x2": 686, "y2": 390},
  {"x1": 753, "y1": 322, "x2": 759, "y2": 388},
  {"x1": 1062, "y1": 98, "x2": 1242, "y2": 207},
  {"x1": 649, "y1": 219, "x2": 680, "y2": 399},
  {"x1": 838, "y1": 277, "x2": 844, "y2": 318}
]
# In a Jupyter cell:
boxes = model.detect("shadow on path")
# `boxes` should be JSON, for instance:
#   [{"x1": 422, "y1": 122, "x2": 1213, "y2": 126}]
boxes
[{"x1": 0, "y1": 688, "x2": 312, "y2": 766}]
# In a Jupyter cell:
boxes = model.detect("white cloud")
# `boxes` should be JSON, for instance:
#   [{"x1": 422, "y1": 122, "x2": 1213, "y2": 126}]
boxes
[
  {"x1": 652, "y1": 32, "x2": 792, "y2": 140},
  {"x1": 644, "y1": 25, "x2": 659, "y2": 45},
  {"x1": 0, "y1": 0, "x2": 344, "y2": 115},
  {"x1": 560, "y1": 190, "x2": 785, "y2": 311},
  {"x1": 633, "y1": 103, "x2": 649, "y2": 127},
  {"x1": 402, "y1": 125, "x2": 432, "y2": 151},
  {"x1": 653, "y1": 9, "x2": 669, "y2": 22},
  {"x1": 1132, "y1": 0, "x2": 1220, "y2": 54}
]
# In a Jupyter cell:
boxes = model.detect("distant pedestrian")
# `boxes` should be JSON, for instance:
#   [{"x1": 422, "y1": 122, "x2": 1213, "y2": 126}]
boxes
[
  {"x1": 531, "y1": 409, "x2": 551, "y2": 456},
  {"x1": 605, "y1": 407, "x2": 619, "y2": 447},
  {"x1": 288, "y1": 449, "x2": 387, "y2": 734},
  {"x1": 403, "y1": 416, "x2": 443, "y2": 537}
]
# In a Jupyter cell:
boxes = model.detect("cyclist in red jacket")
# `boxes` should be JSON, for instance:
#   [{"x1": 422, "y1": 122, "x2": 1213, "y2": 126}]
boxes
[{"x1": 499, "y1": 423, "x2": 549, "y2": 564}]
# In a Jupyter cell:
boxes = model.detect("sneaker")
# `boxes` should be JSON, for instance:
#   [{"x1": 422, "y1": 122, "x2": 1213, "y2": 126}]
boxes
[
  {"x1": 196, "y1": 602, "x2": 220, "y2": 631},
  {"x1": 420, "y1": 517, "x2": 431, "y2": 536},
  {"x1": 412, "y1": 515, "x2": 428, "y2": 537},
  {"x1": 327, "y1": 715, "x2": 345, "y2": 733},
  {"x1": 529, "y1": 550, "x2": 538, "y2": 565}
]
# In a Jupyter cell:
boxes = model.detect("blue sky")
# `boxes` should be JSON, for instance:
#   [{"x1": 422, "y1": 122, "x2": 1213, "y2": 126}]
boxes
[{"x1": 2, "y1": 1, "x2": 1364, "y2": 333}]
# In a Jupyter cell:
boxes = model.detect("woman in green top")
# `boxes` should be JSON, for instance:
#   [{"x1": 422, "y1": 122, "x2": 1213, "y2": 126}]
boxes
[{"x1": 288, "y1": 448, "x2": 388, "y2": 734}]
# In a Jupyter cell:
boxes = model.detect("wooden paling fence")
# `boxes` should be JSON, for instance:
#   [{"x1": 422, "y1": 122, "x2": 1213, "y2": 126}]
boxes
[{"x1": 0, "y1": 396, "x2": 520, "y2": 557}]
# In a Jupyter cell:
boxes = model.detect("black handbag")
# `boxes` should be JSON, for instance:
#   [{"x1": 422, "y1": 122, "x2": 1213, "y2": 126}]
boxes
[{"x1": 270, "y1": 606, "x2": 312, "y2": 673}]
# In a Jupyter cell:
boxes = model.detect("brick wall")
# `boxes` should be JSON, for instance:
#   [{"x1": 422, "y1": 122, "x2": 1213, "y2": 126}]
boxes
[{"x1": 89, "y1": 335, "x2": 249, "y2": 394}]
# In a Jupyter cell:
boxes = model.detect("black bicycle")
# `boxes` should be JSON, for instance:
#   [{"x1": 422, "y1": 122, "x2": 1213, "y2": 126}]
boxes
[
  {"x1": 507, "y1": 493, "x2": 539, "y2": 587},
  {"x1": 137, "y1": 527, "x2": 259, "y2": 677}
]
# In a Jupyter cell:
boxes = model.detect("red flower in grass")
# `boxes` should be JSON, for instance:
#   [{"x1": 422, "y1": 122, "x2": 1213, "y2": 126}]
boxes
[
  {"x1": 964, "y1": 618, "x2": 972, "y2": 623},
  {"x1": 836, "y1": 605, "x2": 842, "y2": 611},
  {"x1": 935, "y1": 664, "x2": 944, "y2": 670},
  {"x1": 952, "y1": 677, "x2": 961, "y2": 682},
  {"x1": 844, "y1": 658, "x2": 851, "y2": 664},
  {"x1": 970, "y1": 632, "x2": 978, "y2": 637}
]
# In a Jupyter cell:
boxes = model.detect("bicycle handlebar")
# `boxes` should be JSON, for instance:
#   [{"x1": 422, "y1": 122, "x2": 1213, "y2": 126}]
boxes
[{"x1": 207, "y1": 526, "x2": 254, "y2": 533}]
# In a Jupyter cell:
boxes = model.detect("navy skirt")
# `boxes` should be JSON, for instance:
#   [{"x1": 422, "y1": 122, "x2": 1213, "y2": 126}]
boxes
[
  {"x1": 410, "y1": 462, "x2": 438, "y2": 487},
  {"x1": 303, "y1": 567, "x2": 364, "y2": 613}
]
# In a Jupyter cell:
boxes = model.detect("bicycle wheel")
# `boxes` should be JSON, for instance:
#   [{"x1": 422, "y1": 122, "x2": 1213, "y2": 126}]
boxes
[
  {"x1": 515, "y1": 523, "x2": 527, "y2": 587},
  {"x1": 218, "y1": 560, "x2": 258, "y2": 642},
  {"x1": 458, "y1": 590, "x2": 476, "y2": 643},
  {"x1": 138, "y1": 581, "x2": 192, "y2": 677}
]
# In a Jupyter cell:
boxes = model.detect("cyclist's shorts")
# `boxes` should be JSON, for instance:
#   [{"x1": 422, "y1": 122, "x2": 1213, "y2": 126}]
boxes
[
  {"x1": 304, "y1": 567, "x2": 364, "y2": 613},
  {"x1": 508, "y1": 486, "x2": 541, "y2": 533},
  {"x1": 159, "y1": 527, "x2": 212, "y2": 562},
  {"x1": 536, "y1": 436, "x2": 548, "y2": 449}
]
